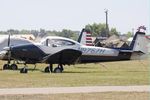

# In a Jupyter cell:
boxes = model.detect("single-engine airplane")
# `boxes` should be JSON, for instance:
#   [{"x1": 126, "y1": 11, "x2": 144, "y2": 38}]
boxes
[{"x1": 3, "y1": 29, "x2": 147, "y2": 73}]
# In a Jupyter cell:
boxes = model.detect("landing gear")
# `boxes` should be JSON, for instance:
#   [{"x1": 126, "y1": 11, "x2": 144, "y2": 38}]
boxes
[
  {"x1": 20, "y1": 68, "x2": 28, "y2": 73},
  {"x1": 3, "y1": 64, "x2": 18, "y2": 70},
  {"x1": 44, "y1": 64, "x2": 64, "y2": 73},
  {"x1": 3, "y1": 64, "x2": 10, "y2": 70},
  {"x1": 45, "y1": 67, "x2": 51, "y2": 73},
  {"x1": 20, "y1": 64, "x2": 28, "y2": 73},
  {"x1": 44, "y1": 64, "x2": 53, "y2": 73},
  {"x1": 10, "y1": 64, "x2": 18, "y2": 70},
  {"x1": 54, "y1": 64, "x2": 64, "y2": 73},
  {"x1": 54, "y1": 67, "x2": 62, "y2": 73}
]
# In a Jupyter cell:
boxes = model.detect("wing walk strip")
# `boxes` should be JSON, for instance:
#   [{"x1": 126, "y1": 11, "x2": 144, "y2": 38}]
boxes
[{"x1": 0, "y1": 86, "x2": 149, "y2": 95}]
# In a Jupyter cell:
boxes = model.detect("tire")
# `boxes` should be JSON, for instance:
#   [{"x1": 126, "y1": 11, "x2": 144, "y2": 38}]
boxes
[
  {"x1": 3, "y1": 64, "x2": 10, "y2": 70},
  {"x1": 20, "y1": 68, "x2": 28, "y2": 73},
  {"x1": 44, "y1": 67, "x2": 50, "y2": 73},
  {"x1": 10, "y1": 64, "x2": 18, "y2": 70},
  {"x1": 54, "y1": 67, "x2": 62, "y2": 73}
]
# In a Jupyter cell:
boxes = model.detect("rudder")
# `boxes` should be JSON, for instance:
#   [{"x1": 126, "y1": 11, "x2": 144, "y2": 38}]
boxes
[{"x1": 77, "y1": 28, "x2": 93, "y2": 46}]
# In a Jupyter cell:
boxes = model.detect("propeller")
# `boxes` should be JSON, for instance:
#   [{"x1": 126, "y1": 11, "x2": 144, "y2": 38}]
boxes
[
  {"x1": 2, "y1": 32, "x2": 13, "y2": 70},
  {"x1": 7, "y1": 32, "x2": 11, "y2": 65},
  {"x1": 3, "y1": 32, "x2": 19, "y2": 70}
]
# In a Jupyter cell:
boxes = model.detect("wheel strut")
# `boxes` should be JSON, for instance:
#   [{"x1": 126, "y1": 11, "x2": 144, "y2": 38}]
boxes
[{"x1": 44, "y1": 64, "x2": 53, "y2": 73}]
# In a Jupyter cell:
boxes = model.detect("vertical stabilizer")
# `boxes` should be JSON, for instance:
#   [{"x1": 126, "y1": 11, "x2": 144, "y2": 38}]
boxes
[
  {"x1": 77, "y1": 29, "x2": 93, "y2": 46},
  {"x1": 130, "y1": 31, "x2": 147, "y2": 53}
]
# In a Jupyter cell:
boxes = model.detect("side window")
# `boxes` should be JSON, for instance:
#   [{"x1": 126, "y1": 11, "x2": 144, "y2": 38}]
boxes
[
  {"x1": 51, "y1": 39, "x2": 75, "y2": 47},
  {"x1": 48, "y1": 39, "x2": 55, "y2": 46},
  {"x1": 42, "y1": 39, "x2": 75, "y2": 47}
]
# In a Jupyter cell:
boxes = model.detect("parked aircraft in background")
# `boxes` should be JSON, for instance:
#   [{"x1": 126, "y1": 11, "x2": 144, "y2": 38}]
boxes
[
  {"x1": 0, "y1": 35, "x2": 33, "y2": 70},
  {"x1": 4, "y1": 28, "x2": 146, "y2": 73}
]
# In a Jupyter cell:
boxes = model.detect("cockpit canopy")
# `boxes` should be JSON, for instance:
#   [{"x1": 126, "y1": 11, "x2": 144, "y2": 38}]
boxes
[{"x1": 40, "y1": 36, "x2": 79, "y2": 47}]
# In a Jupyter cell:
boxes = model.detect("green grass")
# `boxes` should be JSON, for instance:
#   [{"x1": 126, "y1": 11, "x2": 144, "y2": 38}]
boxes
[
  {"x1": 0, "y1": 60, "x2": 149, "y2": 88},
  {"x1": 0, "y1": 92, "x2": 149, "y2": 100}
]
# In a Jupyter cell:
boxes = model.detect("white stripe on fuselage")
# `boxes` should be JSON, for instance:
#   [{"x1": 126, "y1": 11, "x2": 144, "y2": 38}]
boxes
[
  {"x1": 37, "y1": 43, "x2": 119, "y2": 57},
  {"x1": 38, "y1": 36, "x2": 119, "y2": 57},
  {"x1": 78, "y1": 45, "x2": 119, "y2": 56}
]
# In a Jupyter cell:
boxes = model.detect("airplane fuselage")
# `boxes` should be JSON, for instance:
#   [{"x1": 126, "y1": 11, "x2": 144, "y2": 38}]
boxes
[{"x1": 10, "y1": 36, "x2": 132, "y2": 64}]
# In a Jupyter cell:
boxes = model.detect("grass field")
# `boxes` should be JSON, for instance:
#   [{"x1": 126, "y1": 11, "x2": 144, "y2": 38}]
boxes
[
  {"x1": 0, "y1": 92, "x2": 149, "y2": 100},
  {"x1": 0, "y1": 60, "x2": 149, "y2": 88}
]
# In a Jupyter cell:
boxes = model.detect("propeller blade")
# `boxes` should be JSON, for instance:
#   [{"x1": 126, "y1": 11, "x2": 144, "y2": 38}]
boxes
[
  {"x1": 7, "y1": 32, "x2": 11, "y2": 66},
  {"x1": 8, "y1": 32, "x2": 10, "y2": 47}
]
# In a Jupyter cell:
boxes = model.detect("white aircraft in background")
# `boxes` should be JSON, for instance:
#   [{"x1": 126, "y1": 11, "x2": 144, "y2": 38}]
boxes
[{"x1": 4, "y1": 28, "x2": 147, "y2": 73}]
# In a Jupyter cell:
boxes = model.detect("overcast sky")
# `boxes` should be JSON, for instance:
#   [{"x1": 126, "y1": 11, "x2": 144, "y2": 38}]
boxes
[{"x1": 0, "y1": 0, "x2": 149, "y2": 34}]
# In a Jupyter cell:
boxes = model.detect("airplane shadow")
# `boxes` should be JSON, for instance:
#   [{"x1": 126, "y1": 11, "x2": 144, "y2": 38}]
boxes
[
  {"x1": 40, "y1": 70, "x2": 97, "y2": 74},
  {"x1": 0, "y1": 68, "x2": 41, "y2": 72},
  {"x1": 0, "y1": 68, "x2": 147, "y2": 73}
]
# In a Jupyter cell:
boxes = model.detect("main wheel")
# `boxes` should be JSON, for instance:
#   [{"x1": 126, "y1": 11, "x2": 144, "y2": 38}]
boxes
[
  {"x1": 54, "y1": 67, "x2": 62, "y2": 73},
  {"x1": 44, "y1": 67, "x2": 50, "y2": 73},
  {"x1": 3, "y1": 64, "x2": 10, "y2": 70},
  {"x1": 20, "y1": 68, "x2": 28, "y2": 73},
  {"x1": 10, "y1": 64, "x2": 18, "y2": 70}
]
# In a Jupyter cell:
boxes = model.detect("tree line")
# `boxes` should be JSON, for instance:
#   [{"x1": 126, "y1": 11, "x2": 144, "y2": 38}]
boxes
[{"x1": 0, "y1": 23, "x2": 132, "y2": 40}]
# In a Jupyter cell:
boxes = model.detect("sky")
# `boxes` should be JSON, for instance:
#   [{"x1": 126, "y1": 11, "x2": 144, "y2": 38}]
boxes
[{"x1": 0, "y1": 0, "x2": 149, "y2": 34}]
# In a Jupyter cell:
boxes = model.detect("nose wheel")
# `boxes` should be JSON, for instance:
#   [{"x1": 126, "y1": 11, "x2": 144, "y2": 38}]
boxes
[
  {"x1": 20, "y1": 67, "x2": 28, "y2": 73},
  {"x1": 20, "y1": 64, "x2": 28, "y2": 73}
]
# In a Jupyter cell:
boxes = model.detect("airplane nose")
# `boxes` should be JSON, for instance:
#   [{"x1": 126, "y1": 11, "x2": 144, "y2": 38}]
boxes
[
  {"x1": 10, "y1": 45, "x2": 29, "y2": 59},
  {"x1": 10, "y1": 44, "x2": 46, "y2": 62},
  {"x1": 11, "y1": 46, "x2": 21, "y2": 52}
]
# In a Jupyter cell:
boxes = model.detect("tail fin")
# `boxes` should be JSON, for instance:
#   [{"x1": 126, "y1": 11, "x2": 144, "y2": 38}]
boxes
[
  {"x1": 129, "y1": 31, "x2": 147, "y2": 53},
  {"x1": 77, "y1": 29, "x2": 93, "y2": 46}
]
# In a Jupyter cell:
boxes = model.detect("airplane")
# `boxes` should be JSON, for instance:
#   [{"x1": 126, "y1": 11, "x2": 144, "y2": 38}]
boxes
[
  {"x1": 0, "y1": 34, "x2": 34, "y2": 70},
  {"x1": 3, "y1": 28, "x2": 147, "y2": 73}
]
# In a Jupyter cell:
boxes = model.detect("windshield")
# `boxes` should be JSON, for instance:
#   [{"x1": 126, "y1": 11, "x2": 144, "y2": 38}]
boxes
[{"x1": 42, "y1": 39, "x2": 75, "y2": 47}]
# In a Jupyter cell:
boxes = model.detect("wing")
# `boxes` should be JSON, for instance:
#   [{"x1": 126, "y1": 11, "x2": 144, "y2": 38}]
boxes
[{"x1": 42, "y1": 49, "x2": 82, "y2": 64}]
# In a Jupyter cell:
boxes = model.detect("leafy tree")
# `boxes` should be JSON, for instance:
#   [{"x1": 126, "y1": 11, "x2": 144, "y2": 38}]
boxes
[
  {"x1": 126, "y1": 31, "x2": 132, "y2": 38},
  {"x1": 20, "y1": 30, "x2": 30, "y2": 34},
  {"x1": 85, "y1": 23, "x2": 107, "y2": 37},
  {"x1": 7, "y1": 29, "x2": 19, "y2": 34},
  {"x1": 58, "y1": 29, "x2": 78, "y2": 40},
  {"x1": 31, "y1": 30, "x2": 39, "y2": 37},
  {"x1": 109, "y1": 28, "x2": 119, "y2": 36},
  {"x1": 85, "y1": 23, "x2": 120, "y2": 37}
]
